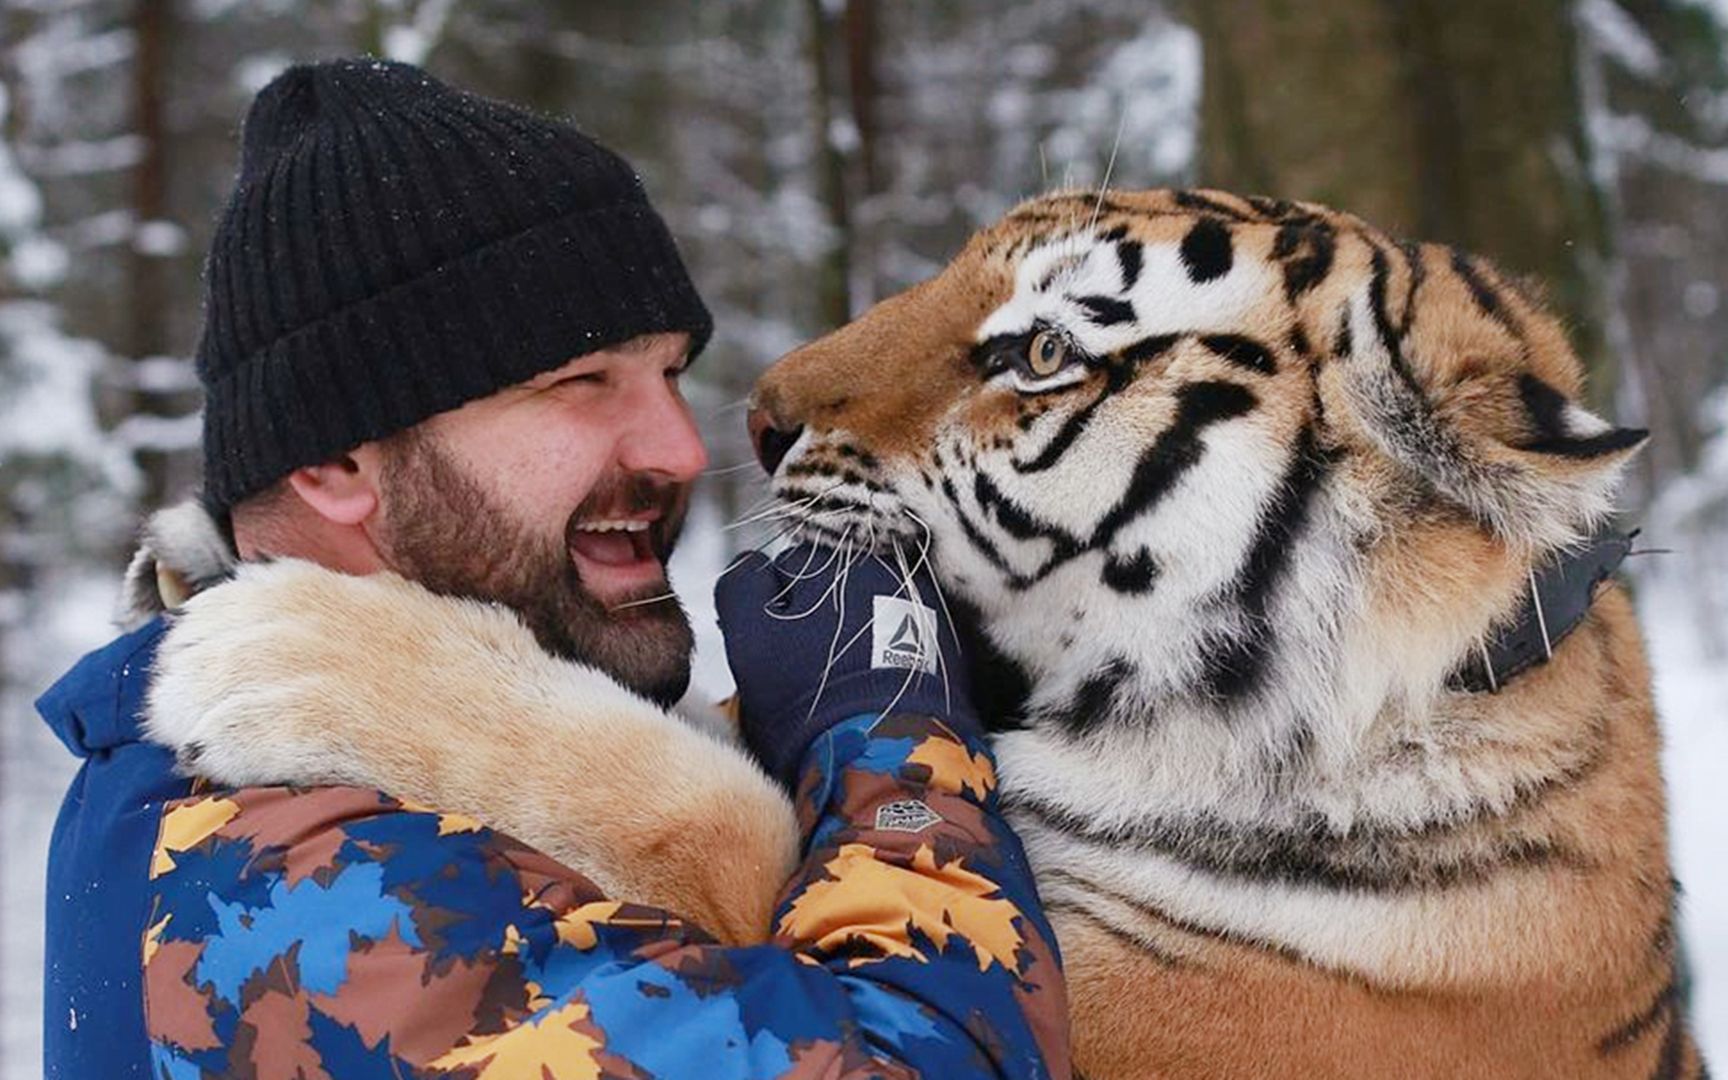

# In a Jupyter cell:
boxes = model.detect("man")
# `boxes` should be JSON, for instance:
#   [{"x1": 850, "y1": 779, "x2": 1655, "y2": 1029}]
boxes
[{"x1": 36, "y1": 59, "x2": 1067, "y2": 1077}]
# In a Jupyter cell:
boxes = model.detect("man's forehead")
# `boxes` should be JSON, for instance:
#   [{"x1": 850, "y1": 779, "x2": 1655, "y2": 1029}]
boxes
[{"x1": 531, "y1": 332, "x2": 691, "y2": 380}]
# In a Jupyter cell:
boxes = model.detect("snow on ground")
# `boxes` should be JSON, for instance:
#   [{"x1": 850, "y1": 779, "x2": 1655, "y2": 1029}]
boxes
[{"x1": 1640, "y1": 569, "x2": 1728, "y2": 1062}]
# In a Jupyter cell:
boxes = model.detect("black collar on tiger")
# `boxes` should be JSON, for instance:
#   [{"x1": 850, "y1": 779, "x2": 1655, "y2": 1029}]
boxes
[{"x1": 1448, "y1": 529, "x2": 1634, "y2": 694}]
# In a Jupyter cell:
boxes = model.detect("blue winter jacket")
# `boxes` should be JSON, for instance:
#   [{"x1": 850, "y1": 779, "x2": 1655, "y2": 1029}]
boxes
[
  {"x1": 38, "y1": 617, "x2": 189, "y2": 1078},
  {"x1": 37, "y1": 619, "x2": 1069, "y2": 1078}
]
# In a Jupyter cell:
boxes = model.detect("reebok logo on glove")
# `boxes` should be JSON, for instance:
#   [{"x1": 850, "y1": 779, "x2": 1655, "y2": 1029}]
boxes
[{"x1": 873, "y1": 595, "x2": 939, "y2": 675}]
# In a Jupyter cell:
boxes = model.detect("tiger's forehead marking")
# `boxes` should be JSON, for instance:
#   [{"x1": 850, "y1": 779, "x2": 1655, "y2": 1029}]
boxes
[{"x1": 977, "y1": 219, "x2": 1284, "y2": 351}]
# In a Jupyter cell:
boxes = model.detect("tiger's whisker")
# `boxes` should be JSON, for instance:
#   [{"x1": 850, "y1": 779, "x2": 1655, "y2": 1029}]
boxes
[
  {"x1": 1088, "y1": 109, "x2": 1127, "y2": 234},
  {"x1": 702, "y1": 460, "x2": 767, "y2": 477},
  {"x1": 801, "y1": 535, "x2": 859, "y2": 721},
  {"x1": 608, "y1": 592, "x2": 677, "y2": 611}
]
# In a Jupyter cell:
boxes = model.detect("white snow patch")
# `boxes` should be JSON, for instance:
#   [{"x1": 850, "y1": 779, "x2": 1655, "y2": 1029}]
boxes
[
  {"x1": 132, "y1": 220, "x2": 186, "y2": 258},
  {"x1": 8, "y1": 237, "x2": 68, "y2": 289},
  {"x1": 233, "y1": 52, "x2": 293, "y2": 95},
  {"x1": 1578, "y1": 0, "x2": 1664, "y2": 78},
  {"x1": 18, "y1": 135, "x2": 145, "y2": 179},
  {"x1": 0, "y1": 303, "x2": 139, "y2": 492},
  {"x1": 0, "y1": 86, "x2": 41, "y2": 236},
  {"x1": 1639, "y1": 574, "x2": 1728, "y2": 1062},
  {"x1": 668, "y1": 497, "x2": 737, "y2": 705},
  {"x1": 1037, "y1": 16, "x2": 1202, "y2": 186},
  {"x1": 1638, "y1": 387, "x2": 1728, "y2": 1058}
]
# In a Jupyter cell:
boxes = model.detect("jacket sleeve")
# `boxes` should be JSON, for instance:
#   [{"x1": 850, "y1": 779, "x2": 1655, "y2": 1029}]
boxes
[{"x1": 141, "y1": 712, "x2": 1070, "y2": 1079}]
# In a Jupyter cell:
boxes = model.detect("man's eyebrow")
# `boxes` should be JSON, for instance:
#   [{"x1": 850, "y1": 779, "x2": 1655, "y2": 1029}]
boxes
[{"x1": 616, "y1": 332, "x2": 686, "y2": 354}]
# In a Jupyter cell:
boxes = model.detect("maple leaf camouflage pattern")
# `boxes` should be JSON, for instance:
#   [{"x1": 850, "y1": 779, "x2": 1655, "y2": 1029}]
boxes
[{"x1": 140, "y1": 712, "x2": 1069, "y2": 1078}]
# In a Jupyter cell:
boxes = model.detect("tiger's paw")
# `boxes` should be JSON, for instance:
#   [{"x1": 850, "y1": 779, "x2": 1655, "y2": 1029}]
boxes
[{"x1": 143, "y1": 558, "x2": 563, "y2": 791}]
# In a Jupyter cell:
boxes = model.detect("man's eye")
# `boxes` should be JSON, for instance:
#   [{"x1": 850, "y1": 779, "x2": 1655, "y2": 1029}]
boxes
[{"x1": 553, "y1": 372, "x2": 606, "y2": 388}]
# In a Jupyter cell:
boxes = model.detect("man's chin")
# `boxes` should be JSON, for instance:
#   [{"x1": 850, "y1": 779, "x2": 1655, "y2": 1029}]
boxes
[
  {"x1": 590, "y1": 623, "x2": 694, "y2": 707},
  {"x1": 551, "y1": 582, "x2": 695, "y2": 707}
]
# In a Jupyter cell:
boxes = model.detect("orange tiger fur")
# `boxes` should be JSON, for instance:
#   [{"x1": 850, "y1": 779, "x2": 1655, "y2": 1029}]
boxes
[{"x1": 750, "y1": 189, "x2": 1701, "y2": 1078}]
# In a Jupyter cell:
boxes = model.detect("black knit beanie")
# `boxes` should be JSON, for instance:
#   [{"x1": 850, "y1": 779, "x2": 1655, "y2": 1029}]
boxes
[{"x1": 197, "y1": 58, "x2": 713, "y2": 514}]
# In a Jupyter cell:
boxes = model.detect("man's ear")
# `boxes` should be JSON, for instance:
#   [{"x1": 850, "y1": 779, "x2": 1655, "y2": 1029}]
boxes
[{"x1": 285, "y1": 449, "x2": 383, "y2": 527}]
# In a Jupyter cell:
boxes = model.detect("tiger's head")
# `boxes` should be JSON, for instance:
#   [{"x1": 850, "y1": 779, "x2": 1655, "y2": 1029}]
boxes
[{"x1": 748, "y1": 189, "x2": 1644, "y2": 791}]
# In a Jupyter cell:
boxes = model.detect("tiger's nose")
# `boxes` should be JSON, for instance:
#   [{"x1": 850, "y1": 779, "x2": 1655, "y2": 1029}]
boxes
[{"x1": 747, "y1": 406, "x2": 803, "y2": 477}]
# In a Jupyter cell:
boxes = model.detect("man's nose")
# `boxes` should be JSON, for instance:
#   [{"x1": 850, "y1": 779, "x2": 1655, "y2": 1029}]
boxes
[{"x1": 620, "y1": 380, "x2": 708, "y2": 481}]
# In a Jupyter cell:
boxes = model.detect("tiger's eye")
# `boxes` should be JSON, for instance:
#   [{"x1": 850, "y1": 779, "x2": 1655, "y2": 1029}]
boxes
[{"x1": 1027, "y1": 330, "x2": 1068, "y2": 377}]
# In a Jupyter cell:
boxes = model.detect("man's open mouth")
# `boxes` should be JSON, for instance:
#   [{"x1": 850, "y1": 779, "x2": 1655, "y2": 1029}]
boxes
[{"x1": 569, "y1": 518, "x2": 657, "y2": 567}]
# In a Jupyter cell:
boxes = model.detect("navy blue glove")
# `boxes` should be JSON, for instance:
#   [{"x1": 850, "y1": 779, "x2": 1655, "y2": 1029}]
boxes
[{"x1": 715, "y1": 543, "x2": 977, "y2": 790}]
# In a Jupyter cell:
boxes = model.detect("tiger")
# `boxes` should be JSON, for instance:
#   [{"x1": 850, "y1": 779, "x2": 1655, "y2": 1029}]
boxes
[
  {"x1": 136, "y1": 188, "x2": 1701, "y2": 1078},
  {"x1": 744, "y1": 187, "x2": 1700, "y2": 1079}
]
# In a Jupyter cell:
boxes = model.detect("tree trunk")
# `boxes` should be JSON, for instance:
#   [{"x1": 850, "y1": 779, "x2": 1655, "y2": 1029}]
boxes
[
  {"x1": 844, "y1": 0, "x2": 882, "y2": 308},
  {"x1": 804, "y1": 0, "x2": 853, "y2": 329},
  {"x1": 1190, "y1": 0, "x2": 1614, "y2": 399}
]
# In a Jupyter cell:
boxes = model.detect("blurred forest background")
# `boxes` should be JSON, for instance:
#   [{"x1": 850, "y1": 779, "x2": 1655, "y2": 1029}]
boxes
[{"x1": 2, "y1": 0, "x2": 1726, "y2": 1071}]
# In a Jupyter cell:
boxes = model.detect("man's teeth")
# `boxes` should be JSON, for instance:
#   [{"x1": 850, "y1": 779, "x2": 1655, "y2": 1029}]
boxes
[{"x1": 576, "y1": 520, "x2": 650, "y2": 533}]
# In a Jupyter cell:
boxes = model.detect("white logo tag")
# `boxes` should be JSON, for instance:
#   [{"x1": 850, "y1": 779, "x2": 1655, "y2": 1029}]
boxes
[
  {"x1": 875, "y1": 799, "x2": 943, "y2": 833},
  {"x1": 872, "y1": 595, "x2": 938, "y2": 675}
]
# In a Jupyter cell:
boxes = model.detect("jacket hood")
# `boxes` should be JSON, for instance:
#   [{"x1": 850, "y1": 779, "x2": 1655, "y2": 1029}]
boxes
[{"x1": 36, "y1": 616, "x2": 167, "y2": 758}]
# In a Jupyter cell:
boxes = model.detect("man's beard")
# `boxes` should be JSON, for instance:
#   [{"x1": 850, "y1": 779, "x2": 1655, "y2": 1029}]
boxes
[{"x1": 375, "y1": 429, "x2": 696, "y2": 706}]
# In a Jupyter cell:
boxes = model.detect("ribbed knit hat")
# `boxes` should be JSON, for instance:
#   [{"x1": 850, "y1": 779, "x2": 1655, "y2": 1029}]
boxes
[{"x1": 197, "y1": 58, "x2": 713, "y2": 514}]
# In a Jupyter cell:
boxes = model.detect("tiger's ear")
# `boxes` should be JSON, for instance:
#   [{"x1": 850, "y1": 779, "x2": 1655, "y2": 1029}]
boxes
[{"x1": 1330, "y1": 289, "x2": 1647, "y2": 551}]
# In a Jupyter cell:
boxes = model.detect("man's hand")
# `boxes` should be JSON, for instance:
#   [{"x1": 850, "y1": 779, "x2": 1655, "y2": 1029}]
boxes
[{"x1": 714, "y1": 543, "x2": 976, "y2": 789}]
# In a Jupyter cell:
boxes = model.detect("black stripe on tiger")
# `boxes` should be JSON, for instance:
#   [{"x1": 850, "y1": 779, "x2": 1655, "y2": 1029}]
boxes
[
  {"x1": 1033, "y1": 657, "x2": 1136, "y2": 735},
  {"x1": 1396, "y1": 238, "x2": 1427, "y2": 334},
  {"x1": 1198, "y1": 424, "x2": 1330, "y2": 703},
  {"x1": 939, "y1": 473, "x2": 1019, "y2": 581},
  {"x1": 1245, "y1": 194, "x2": 1300, "y2": 220},
  {"x1": 984, "y1": 379, "x2": 1257, "y2": 590},
  {"x1": 1115, "y1": 240, "x2": 1144, "y2": 291},
  {"x1": 1179, "y1": 217, "x2": 1234, "y2": 283},
  {"x1": 1101, "y1": 548, "x2": 1160, "y2": 594},
  {"x1": 783, "y1": 459, "x2": 887, "y2": 493},
  {"x1": 1517, "y1": 374, "x2": 1649, "y2": 458},
  {"x1": 1271, "y1": 222, "x2": 1336, "y2": 302},
  {"x1": 1009, "y1": 794, "x2": 1587, "y2": 893},
  {"x1": 1038, "y1": 899, "x2": 1186, "y2": 969},
  {"x1": 1091, "y1": 381, "x2": 1258, "y2": 545},
  {"x1": 1032, "y1": 866, "x2": 1321, "y2": 972},
  {"x1": 947, "y1": 467, "x2": 1087, "y2": 592},
  {"x1": 1597, "y1": 976, "x2": 1678, "y2": 1057},
  {"x1": 1199, "y1": 334, "x2": 1277, "y2": 375},
  {"x1": 1076, "y1": 294, "x2": 1137, "y2": 326},
  {"x1": 974, "y1": 471, "x2": 1081, "y2": 553},
  {"x1": 1651, "y1": 996, "x2": 1690, "y2": 1080},
  {"x1": 1450, "y1": 247, "x2": 1525, "y2": 342},
  {"x1": 1172, "y1": 189, "x2": 1256, "y2": 221}
]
